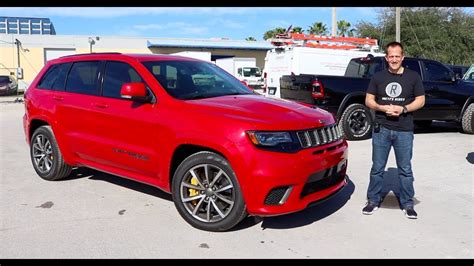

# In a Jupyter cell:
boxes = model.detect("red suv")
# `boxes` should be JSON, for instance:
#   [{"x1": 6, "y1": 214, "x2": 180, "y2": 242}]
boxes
[{"x1": 23, "y1": 53, "x2": 348, "y2": 231}]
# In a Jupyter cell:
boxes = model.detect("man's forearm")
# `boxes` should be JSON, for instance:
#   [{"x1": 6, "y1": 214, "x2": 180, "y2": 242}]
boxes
[{"x1": 405, "y1": 96, "x2": 425, "y2": 112}]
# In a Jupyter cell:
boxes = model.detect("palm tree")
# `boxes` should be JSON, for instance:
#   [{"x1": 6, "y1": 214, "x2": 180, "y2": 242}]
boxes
[
  {"x1": 337, "y1": 20, "x2": 352, "y2": 37},
  {"x1": 307, "y1": 22, "x2": 328, "y2": 35},
  {"x1": 263, "y1": 27, "x2": 287, "y2": 40},
  {"x1": 245, "y1": 37, "x2": 256, "y2": 41},
  {"x1": 291, "y1": 26, "x2": 304, "y2": 34}
]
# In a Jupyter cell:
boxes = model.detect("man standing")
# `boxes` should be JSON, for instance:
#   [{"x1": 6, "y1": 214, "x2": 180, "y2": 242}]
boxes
[{"x1": 362, "y1": 41, "x2": 425, "y2": 219}]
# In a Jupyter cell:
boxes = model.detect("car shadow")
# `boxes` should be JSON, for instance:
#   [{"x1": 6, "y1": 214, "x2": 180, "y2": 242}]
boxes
[
  {"x1": 241, "y1": 178, "x2": 355, "y2": 230},
  {"x1": 62, "y1": 167, "x2": 172, "y2": 201}
]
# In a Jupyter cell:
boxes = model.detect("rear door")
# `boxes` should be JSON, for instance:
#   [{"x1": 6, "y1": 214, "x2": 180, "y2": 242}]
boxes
[
  {"x1": 58, "y1": 60, "x2": 105, "y2": 162},
  {"x1": 87, "y1": 60, "x2": 159, "y2": 178},
  {"x1": 419, "y1": 60, "x2": 459, "y2": 120}
]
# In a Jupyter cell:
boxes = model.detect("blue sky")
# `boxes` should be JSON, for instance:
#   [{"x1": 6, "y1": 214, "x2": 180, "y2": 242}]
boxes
[{"x1": 1, "y1": 7, "x2": 473, "y2": 40}]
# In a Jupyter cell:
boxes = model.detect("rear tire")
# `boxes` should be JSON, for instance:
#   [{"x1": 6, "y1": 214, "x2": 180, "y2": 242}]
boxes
[
  {"x1": 30, "y1": 126, "x2": 72, "y2": 181},
  {"x1": 171, "y1": 151, "x2": 247, "y2": 232},
  {"x1": 339, "y1": 103, "x2": 373, "y2": 141},
  {"x1": 461, "y1": 103, "x2": 474, "y2": 134}
]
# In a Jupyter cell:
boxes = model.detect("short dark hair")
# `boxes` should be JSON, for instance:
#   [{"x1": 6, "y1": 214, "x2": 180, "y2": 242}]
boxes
[{"x1": 385, "y1": 41, "x2": 404, "y2": 55}]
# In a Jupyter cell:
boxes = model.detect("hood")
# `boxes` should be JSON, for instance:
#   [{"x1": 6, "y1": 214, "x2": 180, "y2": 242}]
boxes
[{"x1": 184, "y1": 94, "x2": 335, "y2": 130}]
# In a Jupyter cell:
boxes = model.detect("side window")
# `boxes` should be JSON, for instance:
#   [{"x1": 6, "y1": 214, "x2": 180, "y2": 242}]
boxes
[
  {"x1": 38, "y1": 63, "x2": 71, "y2": 91},
  {"x1": 403, "y1": 60, "x2": 422, "y2": 77},
  {"x1": 102, "y1": 61, "x2": 143, "y2": 99},
  {"x1": 65, "y1": 61, "x2": 101, "y2": 95},
  {"x1": 424, "y1": 61, "x2": 451, "y2": 82}
]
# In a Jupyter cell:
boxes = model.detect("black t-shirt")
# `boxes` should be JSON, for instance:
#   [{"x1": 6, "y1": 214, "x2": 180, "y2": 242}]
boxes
[{"x1": 367, "y1": 68, "x2": 425, "y2": 131}]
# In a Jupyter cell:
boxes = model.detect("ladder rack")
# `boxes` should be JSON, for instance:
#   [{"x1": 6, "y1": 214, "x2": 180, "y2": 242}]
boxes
[{"x1": 269, "y1": 33, "x2": 379, "y2": 51}]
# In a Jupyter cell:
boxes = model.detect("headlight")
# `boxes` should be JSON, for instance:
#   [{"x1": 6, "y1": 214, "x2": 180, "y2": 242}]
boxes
[{"x1": 247, "y1": 131, "x2": 292, "y2": 146}]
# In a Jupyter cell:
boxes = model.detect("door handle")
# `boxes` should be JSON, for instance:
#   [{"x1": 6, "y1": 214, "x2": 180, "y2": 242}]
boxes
[
  {"x1": 52, "y1": 96, "x2": 64, "y2": 101},
  {"x1": 93, "y1": 103, "x2": 108, "y2": 108}
]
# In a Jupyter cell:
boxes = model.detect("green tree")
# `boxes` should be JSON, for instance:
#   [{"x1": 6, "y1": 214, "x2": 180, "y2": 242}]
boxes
[
  {"x1": 245, "y1": 37, "x2": 256, "y2": 41},
  {"x1": 337, "y1": 20, "x2": 353, "y2": 37},
  {"x1": 263, "y1": 27, "x2": 286, "y2": 40},
  {"x1": 354, "y1": 7, "x2": 473, "y2": 65},
  {"x1": 307, "y1": 22, "x2": 328, "y2": 35},
  {"x1": 291, "y1": 26, "x2": 304, "y2": 34}
]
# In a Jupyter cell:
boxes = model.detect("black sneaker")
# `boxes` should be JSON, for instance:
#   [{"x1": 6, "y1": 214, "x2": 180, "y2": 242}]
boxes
[
  {"x1": 403, "y1": 207, "x2": 418, "y2": 219},
  {"x1": 362, "y1": 202, "x2": 378, "y2": 215}
]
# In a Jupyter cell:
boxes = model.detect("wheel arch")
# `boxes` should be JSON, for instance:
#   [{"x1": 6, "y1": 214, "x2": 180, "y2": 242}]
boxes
[
  {"x1": 337, "y1": 92, "x2": 369, "y2": 119},
  {"x1": 459, "y1": 96, "x2": 474, "y2": 120},
  {"x1": 169, "y1": 144, "x2": 226, "y2": 187}
]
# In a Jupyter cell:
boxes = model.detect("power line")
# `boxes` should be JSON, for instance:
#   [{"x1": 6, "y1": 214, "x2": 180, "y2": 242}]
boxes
[{"x1": 19, "y1": 48, "x2": 39, "y2": 75}]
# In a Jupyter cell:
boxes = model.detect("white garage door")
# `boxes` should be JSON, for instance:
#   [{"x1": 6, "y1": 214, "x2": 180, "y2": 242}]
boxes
[{"x1": 44, "y1": 48, "x2": 76, "y2": 63}]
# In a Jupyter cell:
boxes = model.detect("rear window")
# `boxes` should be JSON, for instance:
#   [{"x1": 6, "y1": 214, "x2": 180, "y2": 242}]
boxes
[
  {"x1": 38, "y1": 63, "x2": 72, "y2": 91},
  {"x1": 345, "y1": 58, "x2": 383, "y2": 78}
]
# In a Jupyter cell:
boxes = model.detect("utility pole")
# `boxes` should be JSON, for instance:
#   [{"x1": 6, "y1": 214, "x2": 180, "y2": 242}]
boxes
[
  {"x1": 332, "y1": 7, "x2": 337, "y2": 36},
  {"x1": 14, "y1": 38, "x2": 22, "y2": 102},
  {"x1": 396, "y1": 7, "x2": 401, "y2": 42},
  {"x1": 14, "y1": 39, "x2": 20, "y2": 69}
]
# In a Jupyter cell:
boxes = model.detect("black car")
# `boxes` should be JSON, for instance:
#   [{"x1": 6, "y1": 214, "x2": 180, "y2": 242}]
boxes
[{"x1": 0, "y1": 75, "x2": 18, "y2": 96}]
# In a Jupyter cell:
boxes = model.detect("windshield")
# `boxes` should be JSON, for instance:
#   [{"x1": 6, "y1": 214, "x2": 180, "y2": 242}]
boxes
[
  {"x1": 142, "y1": 60, "x2": 253, "y2": 100},
  {"x1": 462, "y1": 65, "x2": 474, "y2": 81},
  {"x1": 242, "y1": 67, "x2": 262, "y2": 77},
  {"x1": 0, "y1": 76, "x2": 10, "y2": 83}
]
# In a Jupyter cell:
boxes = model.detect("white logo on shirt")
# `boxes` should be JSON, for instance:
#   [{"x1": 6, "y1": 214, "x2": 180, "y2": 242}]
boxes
[{"x1": 385, "y1": 82, "x2": 402, "y2": 98}]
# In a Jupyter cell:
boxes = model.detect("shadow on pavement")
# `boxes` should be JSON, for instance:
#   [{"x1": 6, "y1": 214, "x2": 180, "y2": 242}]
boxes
[
  {"x1": 254, "y1": 178, "x2": 355, "y2": 230},
  {"x1": 63, "y1": 167, "x2": 172, "y2": 201},
  {"x1": 379, "y1": 167, "x2": 420, "y2": 210}
]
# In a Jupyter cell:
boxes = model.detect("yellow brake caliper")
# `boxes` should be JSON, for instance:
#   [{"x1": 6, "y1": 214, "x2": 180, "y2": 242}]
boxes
[{"x1": 189, "y1": 176, "x2": 199, "y2": 205}]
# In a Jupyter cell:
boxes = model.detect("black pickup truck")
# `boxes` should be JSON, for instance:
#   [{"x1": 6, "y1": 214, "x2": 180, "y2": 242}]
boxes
[{"x1": 280, "y1": 56, "x2": 474, "y2": 140}]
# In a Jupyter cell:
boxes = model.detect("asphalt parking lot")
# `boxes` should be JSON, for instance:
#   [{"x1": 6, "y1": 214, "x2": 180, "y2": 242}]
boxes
[{"x1": 0, "y1": 96, "x2": 472, "y2": 259}]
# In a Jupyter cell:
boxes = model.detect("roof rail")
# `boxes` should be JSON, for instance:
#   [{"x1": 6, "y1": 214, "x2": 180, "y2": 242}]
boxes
[
  {"x1": 59, "y1": 52, "x2": 122, "y2": 58},
  {"x1": 268, "y1": 33, "x2": 379, "y2": 51}
]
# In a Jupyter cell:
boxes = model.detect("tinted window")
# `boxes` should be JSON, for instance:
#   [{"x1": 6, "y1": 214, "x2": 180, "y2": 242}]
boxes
[
  {"x1": 38, "y1": 63, "x2": 71, "y2": 91},
  {"x1": 0, "y1": 76, "x2": 10, "y2": 83},
  {"x1": 424, "y1": 61, "x2": 451, "y2": 82},
  {"x1": 65, "y1": 61, "x2": 101, "y2": 95},
  {"x1": 403, "y1": 60, "x2": 422, "y2": 77},
  {"x1": 345, "y1": 58, "x2": 383, "y2": 78},
  {"x1": 102, "y1": 61, "x2": 143, "y2": 98}
]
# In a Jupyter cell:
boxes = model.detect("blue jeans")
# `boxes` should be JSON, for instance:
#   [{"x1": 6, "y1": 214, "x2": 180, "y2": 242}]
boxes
[{"x1": 367, "y1": 126, "x2": 415, "y2": 209}]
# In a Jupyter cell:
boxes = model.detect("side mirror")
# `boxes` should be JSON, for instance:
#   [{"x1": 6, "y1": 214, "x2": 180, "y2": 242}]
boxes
[
  {"x1": 120, "y1": 82, "x2": 150, "y2": 102},
  {"x1": 469, "y1": 73, "x2": 474, "y2": 80}
]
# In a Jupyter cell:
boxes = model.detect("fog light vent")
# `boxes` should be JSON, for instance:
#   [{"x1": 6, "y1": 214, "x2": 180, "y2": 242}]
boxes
[{"x1": 264, "y1": 186, "x2": 292, "y2": 205}]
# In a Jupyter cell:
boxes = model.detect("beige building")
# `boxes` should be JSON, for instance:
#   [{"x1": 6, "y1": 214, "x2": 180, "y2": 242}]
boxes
[{"x1": 0, "y1": 34, "x2": 272, "y2": 91}]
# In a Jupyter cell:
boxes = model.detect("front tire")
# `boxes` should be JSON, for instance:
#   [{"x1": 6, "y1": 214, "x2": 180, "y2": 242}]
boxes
[
  {"x1": 30, "y1": 126, "x2": 72, "y2": 181},
  {"x1": 171, "y1": 151, "x2": 247, "y2": 232},
  {"x1": 461, "y1": 103, "x2": 474, "y2": 134},
  {"x1": 339, "y1": 103, "x2": 373, "y2": 141}
]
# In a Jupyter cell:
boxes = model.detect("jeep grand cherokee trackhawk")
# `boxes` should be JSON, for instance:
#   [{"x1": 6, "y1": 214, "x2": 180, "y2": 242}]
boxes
[{"x1": 23, "y1": 53, "x2": 348, "y2": 231}]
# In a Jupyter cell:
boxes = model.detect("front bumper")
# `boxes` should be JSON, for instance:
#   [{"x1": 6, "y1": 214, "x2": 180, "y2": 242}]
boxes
[{"x1": 239, "y1": 139, "x2": 348, "y2": 216}]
